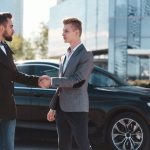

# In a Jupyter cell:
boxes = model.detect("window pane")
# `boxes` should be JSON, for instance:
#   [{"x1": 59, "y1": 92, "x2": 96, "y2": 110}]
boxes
[
  {"x1": 115, "y1": 18, "x2": 127, "y2": 37},
  {"x1": 140, "y1": 57, "x2": 149, "y2": 79},
  {"x1": 17, "y1": 65, "x2": 30, "y2": 74},
  {"x1": 116, "y1": 0, "x2": 127, "y2": 17},
  {"x1": 127, "y1": 55, "x2": 140, "y2": 80},
  {"x1": 15, "y1": 65, "x2": 31, "y2": 87},
  {"x1": 141, "y1": 38, "x2": 150, "y2": 49},
  {"x1": 141, "y1": 18, "x2": 150, "y2": 37},
  {"x1": 142, "y1": 0, "x2": 150, "y2": 17},
  {"x1": 114, "y1": 38, "x2": 127, "y2": 79},
  {"x1": 89, "y1": 70, "x2": 118, "y2": 87},
  {"x1": 33, "y1": 65, "x2": 58, "y2": 77}
]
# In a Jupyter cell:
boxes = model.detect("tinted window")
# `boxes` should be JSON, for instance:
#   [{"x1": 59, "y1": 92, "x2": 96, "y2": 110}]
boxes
[
  {"x1": 89, "y1": 69, "x2": 118, "y2": 87},
  {"x1": 15, "y1": 64, "x2": 58, "y2": 87},
  {"x1": 33, "y1": 65, "x2": 58, "y2": 77},
  {"x1": 17, "y1": 65, "x2": 30, "y2": 74},
  {"x1": 15, "y1": 65, "x2": 31, "y2": 87}
]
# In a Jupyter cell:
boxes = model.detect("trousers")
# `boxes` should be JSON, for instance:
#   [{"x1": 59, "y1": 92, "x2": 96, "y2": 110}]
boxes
[
  {"x1": 0, "y1": 119, "x2": 16, "y2": 150},
  {"x1": 56, "y1": 105, "x2": 92, "y2": 150}
]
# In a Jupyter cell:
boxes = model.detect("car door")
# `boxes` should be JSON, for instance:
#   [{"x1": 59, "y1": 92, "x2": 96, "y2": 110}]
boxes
[
  {"x1": 88, "y1": 68, "x2": 121, "y2": 128},
  {"x1": 29, "y1": 64, "x2": 58, "y2": 122},
  {"x1": 14, "y1": 65, "x2": 33, "y2": 121}
]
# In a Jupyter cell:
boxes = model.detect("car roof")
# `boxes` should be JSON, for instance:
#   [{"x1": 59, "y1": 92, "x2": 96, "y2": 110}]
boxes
[{"x1": 15, "y1": 59, "x2": 59, "y2": 67}]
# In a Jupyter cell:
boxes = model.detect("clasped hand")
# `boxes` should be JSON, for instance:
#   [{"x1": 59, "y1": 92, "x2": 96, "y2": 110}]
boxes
[{"x1": 38, "y1": 75, "x2": 51, "y2": 88}]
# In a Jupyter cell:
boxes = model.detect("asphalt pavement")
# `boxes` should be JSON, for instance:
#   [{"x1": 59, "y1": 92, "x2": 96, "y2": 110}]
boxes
[{"x1": 15, "y1": 128, "x2": 111, "y2": 150}]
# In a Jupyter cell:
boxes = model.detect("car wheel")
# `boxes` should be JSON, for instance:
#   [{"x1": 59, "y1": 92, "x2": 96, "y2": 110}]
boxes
[{"x1": 107, "y1": 112, "x2": 150, "y2": 150}]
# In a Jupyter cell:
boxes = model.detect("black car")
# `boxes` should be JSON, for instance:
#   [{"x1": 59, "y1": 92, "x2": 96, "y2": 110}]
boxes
[{"x1": 15, "y1": 60, "x2": 150, "y2": 150}]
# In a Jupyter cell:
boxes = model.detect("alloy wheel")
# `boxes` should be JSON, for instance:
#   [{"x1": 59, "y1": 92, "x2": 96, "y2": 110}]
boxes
[{"x1": 111, "y1": 118, "x2": 143, "y2": 150}]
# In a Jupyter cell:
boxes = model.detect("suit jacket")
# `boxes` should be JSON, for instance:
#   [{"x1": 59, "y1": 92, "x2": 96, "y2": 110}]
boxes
[
  {"x1": 0, "y1": 42, "x2": 39, "y2": 119},
  {"x1": 50, "y1": 44, "x2": 93, "y2": 112}
]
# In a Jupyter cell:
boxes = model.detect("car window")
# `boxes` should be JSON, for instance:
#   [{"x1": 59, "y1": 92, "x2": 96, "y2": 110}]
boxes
[
  {"x1": 15, "y1": 65, "x2": 31, "y2": 87},
  {"x1": 17, "y1": 65, "x2": 32, "y2": 75},
  {"x1": 15, "y1": 64, "x2": 59, "y2": 87},
  {"x1": 33, "y1": 65, "x2": 58, "y2": 77},
  {"x1": 89, "y1": 70, "x2": 118, "y2": 87}
]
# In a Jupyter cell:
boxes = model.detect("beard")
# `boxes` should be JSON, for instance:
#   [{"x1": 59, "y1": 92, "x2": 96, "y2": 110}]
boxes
[
  {"x1": 3, "y1": 31, "x2": 13, "y2": 41},
  {"x1": 4, "y1": 36, "x2": 12, "y2": 41}
]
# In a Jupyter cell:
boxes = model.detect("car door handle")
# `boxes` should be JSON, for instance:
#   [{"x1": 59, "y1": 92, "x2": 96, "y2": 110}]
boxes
[{"x1": 33, "y1": 93, "x2": 44, "y2": 97}]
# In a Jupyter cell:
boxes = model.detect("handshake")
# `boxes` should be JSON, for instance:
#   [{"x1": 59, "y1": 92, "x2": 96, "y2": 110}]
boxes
[{"x1": 38, "y1": 75, "x2": 52, "y2": 88}]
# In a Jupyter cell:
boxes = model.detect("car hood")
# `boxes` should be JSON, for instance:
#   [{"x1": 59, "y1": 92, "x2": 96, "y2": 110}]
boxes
[
  {"x1": 94, "y1": 85, "x2": 150, "y2": 96},
  {"x1": 108, "y1": 85, "x2": 150, "y2": 96},
  {"x1": 92, "y1": 85, "x2": 150, "y2": 102}
]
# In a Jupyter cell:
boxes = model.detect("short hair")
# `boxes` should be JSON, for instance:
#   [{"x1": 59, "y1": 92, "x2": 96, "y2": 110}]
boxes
[
  {"x1": 63, "y1": 18, "x2": 82, "y2": 36},
  {"x1": 0, "y1": 12, "x2": 12, "y2": 25}
]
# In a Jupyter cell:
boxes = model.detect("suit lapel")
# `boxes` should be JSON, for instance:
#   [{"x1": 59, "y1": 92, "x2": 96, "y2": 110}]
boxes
[
  {"x1": 0, "y1": 49, "x2": 11, "y2": 69},
  {"x1": 3, "y1": 42, "x2": 14, "y2": 56},
  {"x1": 60, "y1": 54, "x2": 66, "y2": 76},
  {"x1": 63, "y1": 44, "x2": 84, "y2": 75},
  {"x1": 0, "y1": 43, "x2": 15, "y2": 70},
  {"x1": 0, "y1": 47, "x2": 7, "y2": 57}
]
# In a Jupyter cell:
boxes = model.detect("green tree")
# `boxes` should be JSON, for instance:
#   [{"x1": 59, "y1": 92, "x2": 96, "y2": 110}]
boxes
[
  {"x1": 33, "y1": 23, "x2": 48, "y2": 59},
  {"x1": 8, "y1": 22, "x2": 48, "y2": 60},
  {"x1": 9, "y1": 34, "x2": 24, "y2": 60},
  {"x1": 23, "y1": 38, "x2": 35, "y2": 60},
  {"x1": 9, "y1": 35, "x2": 36, "y2": 60}
]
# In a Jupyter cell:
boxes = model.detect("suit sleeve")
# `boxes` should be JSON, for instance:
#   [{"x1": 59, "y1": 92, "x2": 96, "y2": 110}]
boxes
[
  {"x1": 3, "y1": 43, "x2": 39, "y2": 87},
  {"x1": 51, "y1": 52, "x2": 94, "y2": 88},
  {"x1": 14, "y1": 69, "x2": 39, "y2": 87},
  {"x1": 49, "y1": 88, "x2": 60, "y2": 109}
]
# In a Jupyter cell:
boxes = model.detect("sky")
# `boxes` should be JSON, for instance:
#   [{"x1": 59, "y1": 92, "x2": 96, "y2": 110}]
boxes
[{"x1": 23, "y1": 0, "x2": 57, "y2": 38}]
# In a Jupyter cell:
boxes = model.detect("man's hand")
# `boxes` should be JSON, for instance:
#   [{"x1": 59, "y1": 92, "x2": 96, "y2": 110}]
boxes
[
  {"x1": 47, "y1": 109, "x2": 56, "y2": 122},
  {"x1": 38, "y1": 75, "x2": 51, "y2": 88}
]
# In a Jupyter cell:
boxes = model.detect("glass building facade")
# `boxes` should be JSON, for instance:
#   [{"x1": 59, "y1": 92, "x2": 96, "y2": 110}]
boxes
[
  {"x1": 49, "y1": 0, "x2": 108, "y2": 57},
  {"x1": 0, "y1": 0, "x2": 23, "y2": 35},
  {"x1": 109, "y1": 0, "x2": 150, "y2": 80},
  {"x1": 49, "y1": 0, "x2": 150, "y2": 80}
]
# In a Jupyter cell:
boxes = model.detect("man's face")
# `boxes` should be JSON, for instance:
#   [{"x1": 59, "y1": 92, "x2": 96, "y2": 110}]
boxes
[
  {"x1": 62, "y1": 24, "x2": 79, "y2": 43},
  {"x1": 2, "y1": 18, "x2": 14, "y2": 41}
]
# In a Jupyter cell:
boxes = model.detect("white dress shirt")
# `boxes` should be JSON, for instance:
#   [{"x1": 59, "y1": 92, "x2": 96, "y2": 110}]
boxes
[
  {"x1": 0, "y1": 42, "x2": 7, "y2": 55},
  {"x1": 63, "y1": 43, "x2": 82, "y2": 73}
]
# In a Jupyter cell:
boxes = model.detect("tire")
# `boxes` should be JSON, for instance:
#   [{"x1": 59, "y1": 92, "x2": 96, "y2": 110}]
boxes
[{"x1": 107, "y1": 112, "x2": 150, "y2": 150}]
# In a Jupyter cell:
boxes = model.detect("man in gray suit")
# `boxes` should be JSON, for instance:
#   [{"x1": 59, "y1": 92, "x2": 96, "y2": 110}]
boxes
[{"x1": 43, "y1": 18, "x2": 93, "y2": 150}]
